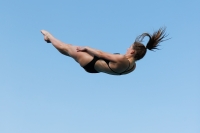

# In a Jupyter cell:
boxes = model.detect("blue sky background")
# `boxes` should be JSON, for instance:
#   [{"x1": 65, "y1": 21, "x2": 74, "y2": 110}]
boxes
[{"x1": 0, "y1": 0, "x2": 199, "y2": 133}]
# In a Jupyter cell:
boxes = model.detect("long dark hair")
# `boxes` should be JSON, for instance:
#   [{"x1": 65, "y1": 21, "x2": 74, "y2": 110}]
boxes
[{"x1": 133, "y1": 27, "x2": 169, "y2": 60}]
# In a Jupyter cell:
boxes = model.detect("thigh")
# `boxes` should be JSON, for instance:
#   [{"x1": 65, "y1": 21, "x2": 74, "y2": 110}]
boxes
[{"x1": 66, "y1": 45, "x2": 94, "y2": 67}]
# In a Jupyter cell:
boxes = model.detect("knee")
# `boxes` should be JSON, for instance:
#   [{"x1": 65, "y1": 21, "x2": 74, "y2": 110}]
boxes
[
  {"x1": 60, "y1": 44, "x2": 75, "y2": 56},
  {"x1": 59, "y1": 43, "x2": 70, "y2": 51},
  {"x1": 56, "y1": 44, "x2": 68, "y2": 55},
  {"x1": 59, "y1": 50, "x2": 69, "y2": 56}
]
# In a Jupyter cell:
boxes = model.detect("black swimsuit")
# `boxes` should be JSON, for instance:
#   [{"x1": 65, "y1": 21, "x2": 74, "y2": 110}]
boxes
[
  {"x1": 83, "y1": 56, "x2": 100, "y2": 73},
  {"x1": 83, "y1": 55, "x2": 134, "y2": 75}
]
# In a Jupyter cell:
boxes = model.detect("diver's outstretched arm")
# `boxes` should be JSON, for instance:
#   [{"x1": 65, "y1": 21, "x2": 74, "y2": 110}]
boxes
[{"x1": 77, "y1": 46, "x2": 124, "y2": 62}]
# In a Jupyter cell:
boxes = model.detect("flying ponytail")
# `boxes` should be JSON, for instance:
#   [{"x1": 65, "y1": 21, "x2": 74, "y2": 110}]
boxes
[
  {"x1": 133, "y1": 27, "x2": 169, "y2": 61},
  {"x1": 136, "y1": 27, "x2": 169, "y2": 51}
]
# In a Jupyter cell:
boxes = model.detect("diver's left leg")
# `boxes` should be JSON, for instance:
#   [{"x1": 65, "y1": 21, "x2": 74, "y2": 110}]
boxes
[
  {"x1": 41, "y1": 30, "x2": 94, "y2": 66},
  {"x1": 41, "y1": 30, "x2": 72, "y2": 56}
]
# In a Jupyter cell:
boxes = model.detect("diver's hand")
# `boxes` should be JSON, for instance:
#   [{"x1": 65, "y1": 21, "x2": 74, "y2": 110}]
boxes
[{"x1": 76, "y1": 46, "x2": 87, "y2": 52}]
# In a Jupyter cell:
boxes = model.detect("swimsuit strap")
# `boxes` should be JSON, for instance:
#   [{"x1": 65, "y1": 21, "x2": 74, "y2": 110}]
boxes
[{"x1": 105, "y1": 59, "x2": 132, "y2": 75}]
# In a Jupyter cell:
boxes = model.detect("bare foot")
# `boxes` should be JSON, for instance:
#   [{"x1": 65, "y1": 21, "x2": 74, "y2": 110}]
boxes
[{"x1": 41, "y1": 30, "x2": 52, "y2": 43}]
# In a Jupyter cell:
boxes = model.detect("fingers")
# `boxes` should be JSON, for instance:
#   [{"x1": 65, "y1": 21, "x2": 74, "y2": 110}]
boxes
[
  {"x1": 76, "y1": 46, "x2": 86, "y2": 52},
  {"x1": 76, "y1": 47, "x2": 81, "y2": 52}
]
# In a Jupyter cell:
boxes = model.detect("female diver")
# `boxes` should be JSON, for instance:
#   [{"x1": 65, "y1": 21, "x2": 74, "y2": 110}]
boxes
[{"x1": 41, "y1": 28, "x2": 168, "y2": 75}]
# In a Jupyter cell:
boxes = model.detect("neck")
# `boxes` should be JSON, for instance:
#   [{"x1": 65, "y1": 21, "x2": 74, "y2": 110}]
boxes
[{"x1": 124, "y1": 54, "x2": 135, "y2": 63}]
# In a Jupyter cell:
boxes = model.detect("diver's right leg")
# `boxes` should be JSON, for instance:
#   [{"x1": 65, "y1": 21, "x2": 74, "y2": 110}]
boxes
[
  {"x1": 41, "y1": 30, "x2": 72, "y2": 56},
  {"x1": 41, "y1": 30, "x2": 93, "y2": 66}
]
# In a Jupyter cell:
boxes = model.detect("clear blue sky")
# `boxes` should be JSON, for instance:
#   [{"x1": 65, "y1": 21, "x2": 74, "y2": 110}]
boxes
[{"x1": 0, "y1": 0, "x2": 199, "y2": 133}]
